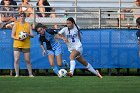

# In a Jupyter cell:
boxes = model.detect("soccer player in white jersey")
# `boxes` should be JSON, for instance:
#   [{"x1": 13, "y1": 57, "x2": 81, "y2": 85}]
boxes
[{"x1": 56, "y1": 17, "x2": 103, "y2": 78}]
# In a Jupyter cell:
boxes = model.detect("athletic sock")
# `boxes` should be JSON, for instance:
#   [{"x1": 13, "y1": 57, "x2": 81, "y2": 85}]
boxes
[
  {"x1": 70, "y1": 60, "x2": 76, "y2": 75},
  {"x1": 86, "y1": 63, "x2": 98, "y2": 75},
  {"x1": 52, "y1": 65, "x2": 59, "y2": 75}
]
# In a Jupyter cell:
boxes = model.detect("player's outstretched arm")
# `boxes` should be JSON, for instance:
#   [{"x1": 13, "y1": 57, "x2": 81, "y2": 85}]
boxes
[{"x1": 55, "y1": 34, "x2": 68, "y2": 43}]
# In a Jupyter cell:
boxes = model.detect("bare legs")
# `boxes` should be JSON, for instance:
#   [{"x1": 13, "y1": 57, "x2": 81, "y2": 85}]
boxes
[
  {"x1": 14, "y1": 51, "x2": 33, "y2": 77},
  {"x1": 68, "y1": 49, "x2": 103, "y2": 78}
]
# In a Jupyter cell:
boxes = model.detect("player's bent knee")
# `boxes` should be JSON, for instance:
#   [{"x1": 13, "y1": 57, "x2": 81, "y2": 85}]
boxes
[{"x1": 69, "y1": 56, "x2": 75, "y2": 60}]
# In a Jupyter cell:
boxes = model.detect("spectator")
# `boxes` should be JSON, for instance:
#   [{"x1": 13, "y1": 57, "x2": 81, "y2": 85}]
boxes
[
  {"x1": 11, "y1": 12, "x2": 34, "y2": 77},
  {"x1": 18, "y1": 0, "x2": 34, "y2": 17},
  {"x1": 121, "y1": 0, "x2": 140, "y2": 25},
  {"x1": 0, "y1": 0, "x2": 17, "y2": 29},
  {"x1": 132, "y1": 0, "x2": 140, "y2": 23},
  {"x1": 36, "y1": 0, "x2": 58, "y2": 28},
  {"x1": 1, "y1": 0, "x2": 17, "y2": 9}
]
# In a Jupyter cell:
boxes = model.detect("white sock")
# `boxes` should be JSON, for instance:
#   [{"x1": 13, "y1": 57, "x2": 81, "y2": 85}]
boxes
[
  {"x1": 27, "y1": 64, "x2": 33, "y2": 76},
  {"x1": 14, "y1": 63, "x2": 19, "y2": 76},
  {"x1": 86, "y1": 63, "x2": 98, "y2": 75},
  {"x1": 70, "y1": 60, "x2": 76, "y2": 75}
]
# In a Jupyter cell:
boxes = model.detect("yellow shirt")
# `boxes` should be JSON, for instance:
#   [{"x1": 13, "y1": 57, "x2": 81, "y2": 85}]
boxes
[{"x1": 13, "y1": 21, "x2": 31, "y2": 48}]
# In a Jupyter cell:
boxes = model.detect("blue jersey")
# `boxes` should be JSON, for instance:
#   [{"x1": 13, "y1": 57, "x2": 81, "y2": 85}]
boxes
[
  {"x1": 39, "y1": 31, "x2": 62, "y2": 56},
  {"x1": 44, "y1": 31, "x2": 58, "y2": 47},
  {"x1": 136, "y1": 30, "x2": 140, "y2": 37},
  {"x1": 39, "y1": 31, "x2": 60, "y2": 50},
  {"x1": 136, "y1": 29, "x2": 140, "y2": 40}
]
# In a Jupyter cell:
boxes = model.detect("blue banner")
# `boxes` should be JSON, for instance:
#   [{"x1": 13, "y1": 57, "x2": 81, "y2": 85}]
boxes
[{"x1": 0, "y1": 29, "x2": 140, "y2": 69}]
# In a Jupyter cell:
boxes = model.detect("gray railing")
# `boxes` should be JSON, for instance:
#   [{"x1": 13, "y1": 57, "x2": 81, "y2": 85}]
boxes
[{"x1": 0, "y1": 3, "x2": 139, "y2": 29}]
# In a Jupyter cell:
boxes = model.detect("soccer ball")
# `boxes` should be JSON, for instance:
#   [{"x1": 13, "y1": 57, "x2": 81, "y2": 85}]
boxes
[
  {"x1": 19, "y1": 31, "x2": 27, "y2": 40},
  {"x1": 58, "y1": 69, "x2": 67, "y2": 78}
]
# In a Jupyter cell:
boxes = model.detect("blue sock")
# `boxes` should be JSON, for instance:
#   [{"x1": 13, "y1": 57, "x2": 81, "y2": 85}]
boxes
[{"x1": 52, "y1": 66, "x2": 59, "y2": 75}]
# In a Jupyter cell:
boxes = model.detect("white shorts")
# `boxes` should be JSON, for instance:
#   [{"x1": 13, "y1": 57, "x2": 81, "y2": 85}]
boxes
[{"x1": 69, "y1": 46, "x2": 83, "y2": 55}]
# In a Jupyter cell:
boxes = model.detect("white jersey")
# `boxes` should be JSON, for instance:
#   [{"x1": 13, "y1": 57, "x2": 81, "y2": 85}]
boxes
[{"x1": 58, "y1": 25, "x2": 82, "y2": 52}]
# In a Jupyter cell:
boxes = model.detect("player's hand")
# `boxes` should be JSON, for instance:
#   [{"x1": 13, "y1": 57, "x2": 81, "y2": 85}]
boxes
[
  {"x1": 16, "y1": 37, "x2": 24, "y2": 41},
  {"x1": 25, "y1": 32, "x2": 29, "y2": 37},
  {"x1": 25, "y1": 32, "x2": 34, "y2": 38},
  {"x1": 62, "y1": 37, "x2": 68, "y2": 43},
  {"x1": 42, "y1": 50, "x2": 46, "y2": 56}
]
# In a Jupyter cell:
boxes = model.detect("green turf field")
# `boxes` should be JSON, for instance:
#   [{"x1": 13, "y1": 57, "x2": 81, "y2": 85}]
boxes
[{"x1": 0, "y1": 76, "x2": 140, "y2": 93}]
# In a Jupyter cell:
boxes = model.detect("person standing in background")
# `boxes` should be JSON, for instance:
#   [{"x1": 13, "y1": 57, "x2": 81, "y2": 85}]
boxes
[{"x1": 11, "y1": 12, "x2": 34, "y2": 77}]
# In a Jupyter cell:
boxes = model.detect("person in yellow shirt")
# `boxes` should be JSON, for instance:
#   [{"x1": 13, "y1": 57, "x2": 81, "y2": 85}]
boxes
[{"x1": 11, "y1": 12, "x2": 34, "y2": 77}]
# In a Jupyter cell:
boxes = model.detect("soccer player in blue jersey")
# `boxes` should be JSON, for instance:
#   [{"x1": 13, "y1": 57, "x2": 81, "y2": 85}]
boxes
[
  {"x1": 136, "y1": 17, "x2": 140, "y2": 41},
  {"x1": 35, "y1": 23, "x2": 68, "y2": 76},
  {"x1": 136, "y1": 17, "x2": 140, "y2": 57}
]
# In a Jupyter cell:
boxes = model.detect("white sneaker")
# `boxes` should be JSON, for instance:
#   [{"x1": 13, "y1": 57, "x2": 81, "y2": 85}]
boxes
[
  {"x1": 96, "y1": 70, "x2": 103, "y2": 79},
  {"x1": 67, "y1": 72, "x2": 73, "y2": 77},
  {"x1": 15, "y1": 75, "x2": 19, "y2": 77},
  {"x1": 29, "y1": 75, "x2": 34, "y2": 77}
]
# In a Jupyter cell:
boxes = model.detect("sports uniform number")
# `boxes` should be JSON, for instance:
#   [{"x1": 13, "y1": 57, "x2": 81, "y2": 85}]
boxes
[{"x1": 72, "y1": 37, "x2": 75, "y2": 42}]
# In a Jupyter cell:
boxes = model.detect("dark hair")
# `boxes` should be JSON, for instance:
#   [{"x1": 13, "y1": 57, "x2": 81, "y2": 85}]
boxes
[
  {"x1": 1, "y1": 0, "x2": 11, "y2": 5},
  {"x1": 67, "y1": 17, "x2": 80, "y2": 32},
  {"x1": 136, "y1": 17, "x2": 140, "y2": 26},
  {"x1": 19, "y1": 12, "x2": 26, "y2": 17},
  {"x1": 135, "y1": 0, "x2": 140, "y2": 2},
  {"x1": 36, "y1": 0, "x2": 52, "y2": 12},
  {"x1": 67, "y1": 17, "x2": 75, "y2": 24},
  {"x1": 35, "y1": 23, "x2": 46, "y2": 33},
  {"x1": 22, "y1": 0, "x2": 30, "y2": 2},
  {"x1": 1, "y1": 0, "x2": 17, "y2": 6}
]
